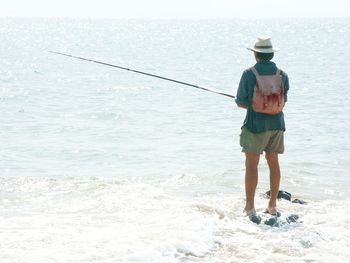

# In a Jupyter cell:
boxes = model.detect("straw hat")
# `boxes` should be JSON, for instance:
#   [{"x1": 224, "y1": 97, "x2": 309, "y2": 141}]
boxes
[{"x1": 247, "y1": 36, "x2": 279, "y2": 53}]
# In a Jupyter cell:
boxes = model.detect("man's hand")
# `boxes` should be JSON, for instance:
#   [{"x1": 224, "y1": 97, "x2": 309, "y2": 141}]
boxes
[{"x1": 237, "y1": 104, "x2": 247, "y2": 109}]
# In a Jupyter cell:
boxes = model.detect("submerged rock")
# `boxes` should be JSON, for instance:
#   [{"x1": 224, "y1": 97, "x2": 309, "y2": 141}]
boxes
[
  {"x1": 264, "y1": 216, "x2": 280, "y2": 227},
  {"x1": 292, "y1": 198, "x2": 307, "y2": 205},
  {"x1": 248, "y1": 212, "x2": 301, "y2": 226},
  {"x1": 265, "y1": 190, "x2": 307, "y2": 204},
  {"x1": 249, "y1": 214, "x2": 262, "y2": 224},
  {"x1": 265, "y1": 190, "x2": 292, "y2": 201},
  {"x1": 286, "y1": 214, "x2": 299, "y2": 223}
]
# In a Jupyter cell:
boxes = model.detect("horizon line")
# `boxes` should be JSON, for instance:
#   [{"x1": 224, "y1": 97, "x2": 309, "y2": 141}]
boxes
[{"x1": 1, "y1": 15, "x2": 350, "y2": 20}]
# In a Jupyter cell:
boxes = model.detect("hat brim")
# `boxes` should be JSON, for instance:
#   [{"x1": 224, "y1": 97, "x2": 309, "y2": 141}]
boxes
[{"x1": 247, "y1": 47, "x2": 279, "y2": 53}]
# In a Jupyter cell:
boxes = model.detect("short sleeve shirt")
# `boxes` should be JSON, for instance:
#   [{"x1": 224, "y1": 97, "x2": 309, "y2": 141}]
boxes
[{"x1": 235, "y1": 60, "x2": 289, "y2": 133}]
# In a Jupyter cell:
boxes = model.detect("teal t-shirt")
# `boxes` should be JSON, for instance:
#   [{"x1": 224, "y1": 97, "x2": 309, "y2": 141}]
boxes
[{"x1": 235, "y1": 60, "x2": 289, "y2": 133}]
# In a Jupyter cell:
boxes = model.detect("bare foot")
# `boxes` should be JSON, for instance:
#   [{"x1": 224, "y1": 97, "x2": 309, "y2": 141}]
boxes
[
  {"x1": 243, "y1": 207, "x2": 256, "y2": 216},
  {"x1": 264, "y1": 206, "x2": 281, "y2": 217},
  {"x1": 265, "y1": 206, "x2": 277, "y2": 214}
]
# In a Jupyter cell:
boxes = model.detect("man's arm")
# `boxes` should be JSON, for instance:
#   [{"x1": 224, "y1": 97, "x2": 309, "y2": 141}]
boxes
[
  {"x1": 235, "y1": 71, "x2": 249, "y2": 109},
  {"x1": 282, "y1": 71, "x2": 289, "y2": 103}
]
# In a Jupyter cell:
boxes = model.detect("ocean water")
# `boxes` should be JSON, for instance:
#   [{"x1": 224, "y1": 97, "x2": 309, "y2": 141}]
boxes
[{"x1": 0, "y1": 17, "x2": 350, "y2": 262}]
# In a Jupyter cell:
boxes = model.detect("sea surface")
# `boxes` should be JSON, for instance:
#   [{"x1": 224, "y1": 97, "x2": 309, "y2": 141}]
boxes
[{"x1": 0, "y1": 17, "x2": 350, "y2": 262}]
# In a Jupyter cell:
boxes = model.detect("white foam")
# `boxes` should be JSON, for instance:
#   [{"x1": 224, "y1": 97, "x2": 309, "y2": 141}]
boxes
[{"x1": 2, "y1": 175, "x2": 350, "y2": 262}]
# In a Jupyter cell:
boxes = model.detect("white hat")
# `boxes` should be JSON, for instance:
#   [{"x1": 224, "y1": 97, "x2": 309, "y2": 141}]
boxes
[{"x1": 247, "y1": 36, "x2": 279, "y2": 53}]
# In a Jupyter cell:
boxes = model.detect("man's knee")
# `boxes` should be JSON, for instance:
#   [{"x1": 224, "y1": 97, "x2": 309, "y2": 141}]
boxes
[
  {"x1": 245, "y1": 153, "x2": 260, "y2": 167},
  {"x1": 265, "y1": 152, "x2": 279, "y2": 163}
]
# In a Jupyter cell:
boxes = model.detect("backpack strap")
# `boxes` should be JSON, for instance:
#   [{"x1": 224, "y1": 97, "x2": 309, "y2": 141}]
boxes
[
  {"x1": 250, "y1": 67, "x2": 259, "y2": 77},
  {"x1": 275, "y1": 68, "x2": 281, "y2": 76}
]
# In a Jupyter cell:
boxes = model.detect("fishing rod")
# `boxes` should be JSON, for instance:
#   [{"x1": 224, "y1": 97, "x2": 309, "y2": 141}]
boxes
[{"x1": 49, "y1": 51, "x2": 235, "y2": 99}]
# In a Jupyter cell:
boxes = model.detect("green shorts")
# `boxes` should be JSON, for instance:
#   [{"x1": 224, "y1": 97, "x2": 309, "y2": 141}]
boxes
[{"x1": 239, "y1": 127, "x2": 284, "y2": 154}]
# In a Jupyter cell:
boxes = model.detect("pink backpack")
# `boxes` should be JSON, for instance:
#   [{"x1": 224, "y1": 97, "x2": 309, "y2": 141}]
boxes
[{"x1": 251, "y1": 67, "x2": 285, "y2": 115}]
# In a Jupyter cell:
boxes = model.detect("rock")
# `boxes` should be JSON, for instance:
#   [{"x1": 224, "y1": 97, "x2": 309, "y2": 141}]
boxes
[
  {"x1": 286, "y1": 214, "x2": 299, "y2": 223},
  {"x1": 264, "y1": 217, "x2": 280, "y2": 227},
  {"x1": 265, "y1": 190, "x2": 292, "y2": 201},
  {"x1": 249, "y1": 214, "x2": 262, "y2": 225},
  {"x1": 292, "y1": 198, "x2": 307, "y2": 205}
]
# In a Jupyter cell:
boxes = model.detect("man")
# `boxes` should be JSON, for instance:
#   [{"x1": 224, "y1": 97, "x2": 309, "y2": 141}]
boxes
[{"x1": 235, "y1": 36, "x2": 289, "y2": 218}]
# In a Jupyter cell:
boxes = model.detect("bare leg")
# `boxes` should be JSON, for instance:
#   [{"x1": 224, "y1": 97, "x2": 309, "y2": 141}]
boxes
[
  {"x1": 265, "y1": 152, "x2": 281, "y2": 214},
  {"x1": 244, "y1": 153, "x2": 260, "y2": 213}
]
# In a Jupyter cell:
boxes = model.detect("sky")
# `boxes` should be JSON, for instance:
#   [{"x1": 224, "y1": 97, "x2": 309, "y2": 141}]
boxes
[{"x1": 1, "y1": 0, "x2": 349, "y2": 19}]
